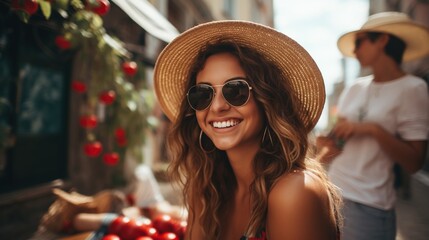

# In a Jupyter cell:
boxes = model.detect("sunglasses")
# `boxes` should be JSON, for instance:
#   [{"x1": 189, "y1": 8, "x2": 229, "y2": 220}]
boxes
[
  {"x1": 186, "y1": 78, "x2": 253, "y2": 111},
  {"x1": 354, "y1": 35, "x2": 369, "y2": 49}
]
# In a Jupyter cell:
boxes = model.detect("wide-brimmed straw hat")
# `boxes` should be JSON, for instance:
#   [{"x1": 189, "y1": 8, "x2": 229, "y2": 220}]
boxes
[
  {"x1": 154, "y1": 20, "x2": 325, "y2": 131},
  {"x1": 337, "y1": 11, "x2": 429, "y2": 61}
]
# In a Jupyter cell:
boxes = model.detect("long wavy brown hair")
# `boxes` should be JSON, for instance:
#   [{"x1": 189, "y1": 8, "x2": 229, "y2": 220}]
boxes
[{"x1": 168, "y1": 39, "x2": 342, "y2": 239}]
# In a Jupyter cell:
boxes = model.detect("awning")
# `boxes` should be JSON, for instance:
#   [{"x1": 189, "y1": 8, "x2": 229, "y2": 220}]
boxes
[{"x1": 111, "y1": 0, "x2": 180, "y2": 43}]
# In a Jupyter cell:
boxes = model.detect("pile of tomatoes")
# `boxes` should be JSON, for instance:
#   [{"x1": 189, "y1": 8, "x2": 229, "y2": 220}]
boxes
[{"x1": 102, "y1": 214, "x2": 187, "y2": 240}]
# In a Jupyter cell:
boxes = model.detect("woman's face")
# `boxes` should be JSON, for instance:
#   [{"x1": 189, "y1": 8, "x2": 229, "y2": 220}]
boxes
[
  {"x1": 195, "y1": 52, "x2": 264, "y2": 152},
  {"x1": 353, "y1": 32, "x2": 384, "y2": 67}
]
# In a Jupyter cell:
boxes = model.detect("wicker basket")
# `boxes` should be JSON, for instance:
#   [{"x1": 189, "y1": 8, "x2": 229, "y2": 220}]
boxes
[{"x1": 39, "y1": 188, "x2": 126, "y2": 233}]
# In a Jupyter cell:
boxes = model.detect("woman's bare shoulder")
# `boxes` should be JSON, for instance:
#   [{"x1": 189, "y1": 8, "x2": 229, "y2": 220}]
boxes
[
  {"x1": 267, "y1": 170, "x2": 334, "y2": 239},
  {"x1": 270, "y1": 170, "x2": 328, "y2": 199}
]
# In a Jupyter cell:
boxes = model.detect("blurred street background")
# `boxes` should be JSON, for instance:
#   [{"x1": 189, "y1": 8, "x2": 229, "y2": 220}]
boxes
[{"x1": 0, "y1": 0, "x2": 428, "y2": 239}]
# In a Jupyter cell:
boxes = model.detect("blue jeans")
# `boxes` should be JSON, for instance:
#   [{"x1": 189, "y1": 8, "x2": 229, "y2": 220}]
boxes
[{"x1": 341, "y1": 199, "x2": 396, "y2": 240}]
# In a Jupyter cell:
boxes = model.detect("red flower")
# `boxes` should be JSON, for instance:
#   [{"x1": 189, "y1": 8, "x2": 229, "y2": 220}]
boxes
[
  {"x1": 79, "y1": 115, "x2": 98, "y2": 129},
  {"x1": 23, "y1": 0, "x2": 38, "y2": 15},
  {"x1": 83, "y1": 142, "x2": 102, "y2": 157},
  {"x1": 122, "y1": 61, "x2": 138, "y2": 77},
  {"x1": 91, "y1": 0, "x2": 110, "y2": 16},
  {"x1": 102, "y1": 152, "x2": 119, "y2": 166},
  {"x1": 55, "y1": 36, "x2": 71, "y2": 50},
  {"x1": 71, "y1": 80, "x2": 86, "y2": 93},
  {"x1": 99, "y1": 90, "x2": 116, "y2": 105}
]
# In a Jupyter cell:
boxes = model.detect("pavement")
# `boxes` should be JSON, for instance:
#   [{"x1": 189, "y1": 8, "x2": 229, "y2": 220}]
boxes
[
  {"x1": 159, "y1": 170, "x2": 429, "y2": 240},
  {"x1": 396, "y1": 171, "x2": 429, "y2": 240}
]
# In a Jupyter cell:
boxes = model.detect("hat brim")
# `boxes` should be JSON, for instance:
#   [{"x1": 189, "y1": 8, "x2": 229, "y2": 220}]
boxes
[
  {"x1": 338, "y1": 22, "x2": 429, "y2": 61},
  {"x1": 154, "y1": 20, "x2": 325, "y2": 132}
]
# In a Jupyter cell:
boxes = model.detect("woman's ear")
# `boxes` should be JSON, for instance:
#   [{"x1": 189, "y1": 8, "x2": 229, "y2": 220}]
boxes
[{"x1": 377, "y1": 33, "x2": 390, "y2": 47}]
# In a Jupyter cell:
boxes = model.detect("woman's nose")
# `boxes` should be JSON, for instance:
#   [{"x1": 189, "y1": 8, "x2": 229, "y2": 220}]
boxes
[{"x1": 210, "y1": 90, "x2": 230, "y2": 112}]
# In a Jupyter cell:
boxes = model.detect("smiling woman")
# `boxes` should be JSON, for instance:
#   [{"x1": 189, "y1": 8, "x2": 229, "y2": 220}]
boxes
[{"x1": 154, "y1": 20, "x2": 342, "y2": 240}]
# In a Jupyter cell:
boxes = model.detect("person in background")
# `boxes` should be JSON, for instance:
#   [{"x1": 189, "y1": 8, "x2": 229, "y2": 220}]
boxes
[
  {"x1": 316, "y1": 12, "x2": 429, "y2": 240},
  {"x1": 154, "y1": 20, "x2": 342, "y2": 239}
]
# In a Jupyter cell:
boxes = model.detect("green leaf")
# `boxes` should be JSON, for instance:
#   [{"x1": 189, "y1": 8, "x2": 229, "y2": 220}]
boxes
[
  {"x1": 40, "y1": 0, "x2": 52, "y2": 19},
  {"x1": 16, "y1": 10, "x2": 30, "y2": 23},
  {"x1": 70, "y1": 0, "x2": 85, "y2": 10},
  {"x1": 54, "y1": 0, "x2": 70, "y2": 10}
]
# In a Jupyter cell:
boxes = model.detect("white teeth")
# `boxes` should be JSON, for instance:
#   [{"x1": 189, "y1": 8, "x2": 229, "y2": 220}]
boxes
[{"x1": 212, "y1": 120, "x2": 239, "y2": 128}]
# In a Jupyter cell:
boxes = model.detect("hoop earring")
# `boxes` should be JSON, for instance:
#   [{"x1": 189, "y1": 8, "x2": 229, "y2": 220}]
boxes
[
  {"x1": 199, "y1": 130, "x2": 216, "y2": 153},
  {"x1": 262, "y1": 126, "x2": 274, "y2": 145}
]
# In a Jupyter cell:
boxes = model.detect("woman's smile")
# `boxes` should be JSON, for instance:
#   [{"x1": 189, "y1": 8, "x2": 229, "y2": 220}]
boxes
[{"x1": 210, "y1": 119, "x2": 242, "y2": 129}]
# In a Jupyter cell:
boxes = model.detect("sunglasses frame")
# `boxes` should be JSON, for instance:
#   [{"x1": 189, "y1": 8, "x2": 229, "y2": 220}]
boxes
[{"x1": 186, "y1": 78, "x2": 253, "y2": 111}]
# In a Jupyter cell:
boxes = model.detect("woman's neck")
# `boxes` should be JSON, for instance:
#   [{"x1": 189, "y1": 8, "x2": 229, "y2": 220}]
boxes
[
  {"x1": 371, "y1": 56, "x2": 405, "y2": 82},
  {"x1": 227, "y1": 146, "x2": 258, "y2": 189}
]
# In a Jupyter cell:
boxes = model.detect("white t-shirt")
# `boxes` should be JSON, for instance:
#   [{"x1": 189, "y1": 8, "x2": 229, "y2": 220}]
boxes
[{"x1": 328, "y1": 74, "x2": 429, "y2": 210}]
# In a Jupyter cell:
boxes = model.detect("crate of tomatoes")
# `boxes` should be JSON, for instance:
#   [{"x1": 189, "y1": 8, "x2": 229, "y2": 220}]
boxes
[{"x1": 100, "y1": 214, "x2": 186, "y2": 240}]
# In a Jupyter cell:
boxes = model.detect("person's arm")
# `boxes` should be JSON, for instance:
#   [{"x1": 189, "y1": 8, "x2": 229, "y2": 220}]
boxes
[
  {"x1": 371, "y1": 125, "x2": 426, "y2": 173},
  {"x1": 266, "y1": 171, "x2": 337, "y2": 240},
  {"x1": 333, "y1": 120, "x2": 427, "y2": 173},
  {"x1": 315, "y1": 136, "x2": 342, "y2": 164},
  {"x1": 333, "y1": 80, "x2": 428, "y2": 173}
]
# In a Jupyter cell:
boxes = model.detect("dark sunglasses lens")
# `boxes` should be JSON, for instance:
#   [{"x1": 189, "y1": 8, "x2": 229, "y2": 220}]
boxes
[
  {"x1": 355, "y1": 36, "x2": 367, "y2": 49},
  {"x1": 355, "y1": 39, "x2": 361, "y2": 48},
  {"x1": 222, "y1": 81, "x2": 250, "y2": 106},
  {"x1": 188, "y1": 85, "x2": 213, "y2": 110}
]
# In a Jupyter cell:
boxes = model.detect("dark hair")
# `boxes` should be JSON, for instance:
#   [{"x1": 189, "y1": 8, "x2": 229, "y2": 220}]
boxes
[{"x1": 366, "y1": 32, "x2": 406, "y2": 64}]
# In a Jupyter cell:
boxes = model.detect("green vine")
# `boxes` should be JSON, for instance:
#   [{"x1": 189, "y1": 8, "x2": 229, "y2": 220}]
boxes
[{"x1": 8, "y1": 0, "x2": 154, "y2": 187}]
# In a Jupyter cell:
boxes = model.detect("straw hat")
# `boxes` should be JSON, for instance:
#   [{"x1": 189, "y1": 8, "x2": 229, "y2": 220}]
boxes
[
  {"x1": 337, "y1": 11, "x2": 429, "y2": 61},
  {"x1": 154, "y1": 20, "x2": 325, "y2": 132}
]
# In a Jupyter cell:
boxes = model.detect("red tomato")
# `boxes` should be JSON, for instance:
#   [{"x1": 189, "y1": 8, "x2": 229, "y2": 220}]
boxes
[
  {"x1": 108, "y1": 216, "x2": 130, "y2": 235},
  {"x1": 92, "y1": 0, "x2": 110, "y2": 16},
  {"x1": 79, "y1": 114, "x2": 98, "y2": 129},
  {"x1": 55, "y1": 36, "x2": 71, "y2": 50},
  {"x1": 103, "y1": 152, "x2": 120, "y2": 166},
  {"x1": 139, "y1": 217, "x2": 153, "y2": 228},
  {"x1": 172, "y1": 221, "x2": 187, "y2": 240},
  {"x1": 114, "y1": 127, "x2": 126, "y2": 139},
  {"x1": 155, "y1": 232, "x2": 179, "y2": 240},
  {"x1": 83, "y1": 141, "x2": 103, "y2": 157},
  {"x1": 137, "y1": 237, "x2": 154, "y2": 240},
  {"x1": 23, "y1": 0, "x2": 38, "y2": 14},
  {"x1": 99, "y1": 90, "x2": 116, "y2": 105},
  {"x1": 122, "y1": 61, "x2": 138, "y2": 77},
  {"x1": 102, "y1": 234, "x2": 121, "y2": 240},
  {"x1": 71, "y1": 80, "x2": 86, "y2": 93},
  {"x1": 115, "y1": 127, "x2": 127, "y2": 147},
  {"x1": 152, "y1": 215, "x2": 176, "y2": 234},
  {"x1": 116, "y1": 137, "x2": 127, "y2": 147},
  {"x1": 135, "y1": 225, "x2": 158, "y2": 238},
  {"x1": 119, "y1": 219, "x2": 140, "y2": 240}
]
